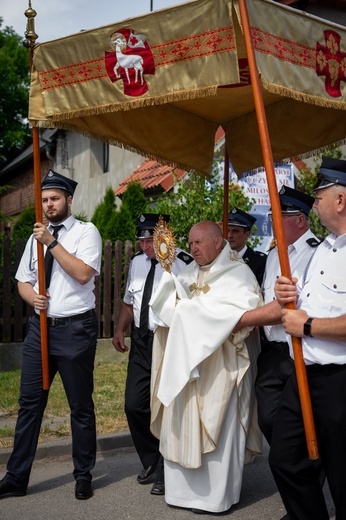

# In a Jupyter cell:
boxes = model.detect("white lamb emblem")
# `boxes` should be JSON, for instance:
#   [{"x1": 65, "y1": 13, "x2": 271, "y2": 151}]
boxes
[{"x1": 110, "y1": 32, "x2": 146, "y2": 85}]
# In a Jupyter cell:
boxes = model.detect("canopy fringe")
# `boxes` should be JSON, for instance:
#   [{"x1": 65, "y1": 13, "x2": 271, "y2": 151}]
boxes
[
  {"x1": 297, "y1": 139, "x2": 346, "y2": 160},
  {"x1": 262, "y1": 80, "x2": 346, "y2": 111},
  {"x1": 236, "y1": 140, "x2": 346, "y2": 177},
  {"x1": 33, "y1": 119, "x2": 209, "y2": 176},
  {"x1": 35, "y1": 85, "x2": 219, "y2": 123}
]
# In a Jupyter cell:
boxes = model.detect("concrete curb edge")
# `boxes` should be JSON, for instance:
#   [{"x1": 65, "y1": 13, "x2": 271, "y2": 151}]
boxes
[{"x1": 0, "y1": 431, "x2": 133, "y2": 466}]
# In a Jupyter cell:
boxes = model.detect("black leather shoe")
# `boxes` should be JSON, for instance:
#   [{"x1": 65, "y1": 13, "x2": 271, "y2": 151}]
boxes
[
  {"x1": 150, "y1": 481, "x2": 165, "y2": 495},
  {"x1": 0, "y1": 479, "x2": 26, "y2": 497},
  {"x1": 280, "y1": 515, "x2": 290, "y2": 520},
  {"x1": 137, "y1": 464, "x2": 157, "y2": 484},
  {"x1": 75, "y1": 480, "x2": 93, "y2": 500},
  {"x1": 192, "y1": 509, "x2": 209, "y2": 515}
]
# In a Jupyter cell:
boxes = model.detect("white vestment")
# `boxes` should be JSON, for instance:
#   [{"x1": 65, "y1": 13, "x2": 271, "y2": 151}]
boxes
[{"x1": 150, "y1": 243, "x2": 263, "y2": 513}]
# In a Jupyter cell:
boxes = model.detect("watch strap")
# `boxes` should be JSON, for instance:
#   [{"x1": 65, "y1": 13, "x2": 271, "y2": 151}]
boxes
[
  {"x1": 303, "y1": 317, "x2": 314, "y2": 337},
  {"x1": 47, "y1": 239, "x2": 59, "y2": 250}
]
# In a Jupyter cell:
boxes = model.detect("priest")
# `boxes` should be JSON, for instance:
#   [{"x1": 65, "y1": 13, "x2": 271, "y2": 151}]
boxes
[{"x1": 150, "y1": 220, "x2": 263, "y2": 514}]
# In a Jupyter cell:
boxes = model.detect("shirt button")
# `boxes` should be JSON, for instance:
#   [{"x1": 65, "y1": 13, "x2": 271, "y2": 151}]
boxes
[
  {"x1": 307, "y1": 293, "x2": 310, "y2": 297},
  {"x1": 333, "y1": 248, "x2": 337, "y2": 252},
  {"x1": 334, "y1": 284, "x2": 337, "y2": 289},
  {"x1": 320, "y1": 271, "x2": 324, "y2": 275}
]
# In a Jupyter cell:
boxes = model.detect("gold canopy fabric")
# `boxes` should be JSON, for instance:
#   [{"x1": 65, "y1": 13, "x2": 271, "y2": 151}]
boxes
[{"x1": 29, "y1": 0, "x2": 346, "y2": 176}]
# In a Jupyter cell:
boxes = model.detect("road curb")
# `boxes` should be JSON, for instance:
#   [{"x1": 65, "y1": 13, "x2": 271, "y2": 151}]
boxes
[{"x1": 0, "y1": 431, "x2": 133, "y2": 466}]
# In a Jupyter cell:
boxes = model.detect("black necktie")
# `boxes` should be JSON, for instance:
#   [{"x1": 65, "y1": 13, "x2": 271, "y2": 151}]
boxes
[
  {"x1": 45, "y1": 225, "x2": 63, "y2": 289},
  {"x1": 139, "y1": 259, "x2": 158, "y2": 336}
]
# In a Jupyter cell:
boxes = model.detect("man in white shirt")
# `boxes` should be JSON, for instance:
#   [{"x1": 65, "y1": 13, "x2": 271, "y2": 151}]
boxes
[
  {"x1": 272, "y1": 156, "x2": 346, "y2": 520},
  {"x1": 0, "y1": 170, "x2": 102, "y2": 501},
  {"x1": 235, "y1": 186, "x2": 320, "y2": 520},
  {"x1": 237, "y1": 186, "x2": 319, "y2": 448},
  {"x1": 112, "y1": 213, "x2": 192, "y2": 496}
]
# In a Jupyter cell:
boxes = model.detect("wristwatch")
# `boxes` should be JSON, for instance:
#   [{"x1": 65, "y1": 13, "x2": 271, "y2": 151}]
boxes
[
  {"x1": 47, "y1": 239, "x2": 59, "y2": 250},
  {"x1": 303, "y1": 317, "x2": 314, "y2": 337}
]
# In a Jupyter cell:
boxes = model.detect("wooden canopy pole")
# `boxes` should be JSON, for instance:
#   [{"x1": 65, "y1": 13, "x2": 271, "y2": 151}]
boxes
[
  {"x1": 237, "y1": 0, "x2": 318, "y2": 459},
  {"x1": 24, "y1": 2, "x2": 50, "y2": 390}
]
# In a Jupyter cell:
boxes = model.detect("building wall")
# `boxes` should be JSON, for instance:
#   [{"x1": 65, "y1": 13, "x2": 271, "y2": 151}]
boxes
[
  {"x1": 0, "y1": 130, "x2": 145, "y2": 229},
  {"x1": 55, "y1": 132, "x2": 144, "y2": 219},
  {"x1": 0, "y1": 156, "x2": 53, "y2": 230}
]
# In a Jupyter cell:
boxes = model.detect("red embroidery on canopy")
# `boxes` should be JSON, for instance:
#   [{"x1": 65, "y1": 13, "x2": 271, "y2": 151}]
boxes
[{"x1": 316, "y1": 30, "x2": 346, "y2": 98}]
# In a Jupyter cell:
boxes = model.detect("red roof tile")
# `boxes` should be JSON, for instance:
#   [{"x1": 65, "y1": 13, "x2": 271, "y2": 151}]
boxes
[
  {"x1": 115, "y1": 127, "x2": 225, "y2": 197},
  {"x1": 291, "y1": 156, "x2": 308, "y2": 171},
  {"x1": 115, "y1": 159, "x2": 186, "y2": 196}
]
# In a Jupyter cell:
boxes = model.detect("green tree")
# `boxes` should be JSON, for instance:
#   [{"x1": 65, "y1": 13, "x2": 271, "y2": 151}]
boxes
[
  {"x1": 295, "y1": 144, "x2": 344, "y2": 240},
  {"x1": 74, "y1": 211, "x2": 88, "y2": 222},
  {"x1": 106, "y1": 204, "x2": 136, "y2": 244},
  {"x1": 91, "y1": 187, "x2": 118, "y2": 240},
  {"x1": 121, "y1": 181, "x2": 148, "y2": 224},
  {"x1": 91, "y1": 185, "x2": 139, "y2": 244},
  {"x1": 11, "y1": 205, "x2": 35, "y2": 242},
  {"x1": 154, "y1": 167, "x2": 255, "y2": 250},
  {"x1": 0, "y1": 19, "x2": 31, "y2": 165}
]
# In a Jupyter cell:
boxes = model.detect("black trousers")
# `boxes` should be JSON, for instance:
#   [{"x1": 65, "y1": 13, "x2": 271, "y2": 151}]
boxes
[
  {"x1": 255, "y1": 341, "x2": 294, "y2": 444},
  {"x1": 5, "y1": 313, "x2": 97, "y2": 489},
  {"x1": 269, "y1": 363, "x2": 346, "y2": 520},
  {"x1": 125, "y1": 328, "x2": 160, "y2": 469}
]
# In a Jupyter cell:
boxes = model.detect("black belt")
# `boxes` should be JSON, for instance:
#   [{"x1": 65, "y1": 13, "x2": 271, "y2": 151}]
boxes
[
  {"x1": 261, "y1": 338, "x2": 289, "y2": 352},
  {"x1": 34, "y1": 309, "x2": 95, "y2": 327},
  {"x1": 306, "y1": 363, "x2": 346, "y2": 374}
]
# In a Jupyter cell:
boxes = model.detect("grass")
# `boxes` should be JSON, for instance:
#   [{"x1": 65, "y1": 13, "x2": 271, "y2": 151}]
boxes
[{"x1": 0, "y1": 358, "x2": 129, "y2": 450}]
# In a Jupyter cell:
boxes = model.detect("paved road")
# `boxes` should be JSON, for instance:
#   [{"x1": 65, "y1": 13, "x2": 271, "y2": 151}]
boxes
[{"x1": 0, "y1": 439, "x2": 335, "y2": 520}]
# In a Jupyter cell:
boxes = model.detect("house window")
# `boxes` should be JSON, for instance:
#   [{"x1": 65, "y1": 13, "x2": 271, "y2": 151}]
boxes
[{"x1": 103, "y1": 143, "x2": 109, "y2": 173}]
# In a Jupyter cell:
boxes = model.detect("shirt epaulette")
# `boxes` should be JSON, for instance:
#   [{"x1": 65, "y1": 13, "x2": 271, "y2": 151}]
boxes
[
  {"x1": 253, "y1": 250, "x2": 267, "y2": 258},
  {"x1": 177, "y1": 251, "x2": 194, "y2": 264},
  {"x1": 267, "y1": 245, "x2": 277, "y2": 253},
  {"x1": 306, "y1": 238, "x2": 320, "y2": 248},
  {"x1": 132, "y1": 250, "x2": 145, "y2": 260}
]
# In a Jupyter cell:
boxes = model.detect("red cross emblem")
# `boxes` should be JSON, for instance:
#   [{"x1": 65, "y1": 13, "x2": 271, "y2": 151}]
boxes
[{"x1": 316, "y1": 30, "x2": 346, "y2": 98}]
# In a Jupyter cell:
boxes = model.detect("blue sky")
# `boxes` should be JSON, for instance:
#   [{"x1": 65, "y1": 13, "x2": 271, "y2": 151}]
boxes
[{"x1": 2, "y1": 0, "x2": 184, "y2": 42}]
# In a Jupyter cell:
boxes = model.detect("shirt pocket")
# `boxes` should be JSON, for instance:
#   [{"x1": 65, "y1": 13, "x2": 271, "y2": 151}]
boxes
[
  {"x1": 262, "y1": 280, "x2": 274, "y2": 301},
  {"x1": 128, "y1": 279, "x2": 145, "y2": 295},
  {"x1": 321, "y1": 273, "x2": 346, "y2": 316}
]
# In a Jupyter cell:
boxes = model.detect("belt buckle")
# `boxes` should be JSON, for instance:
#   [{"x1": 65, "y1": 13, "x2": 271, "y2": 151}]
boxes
[{"x1": 50, "y1": 317, "x2": 60, "y2": 327}]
